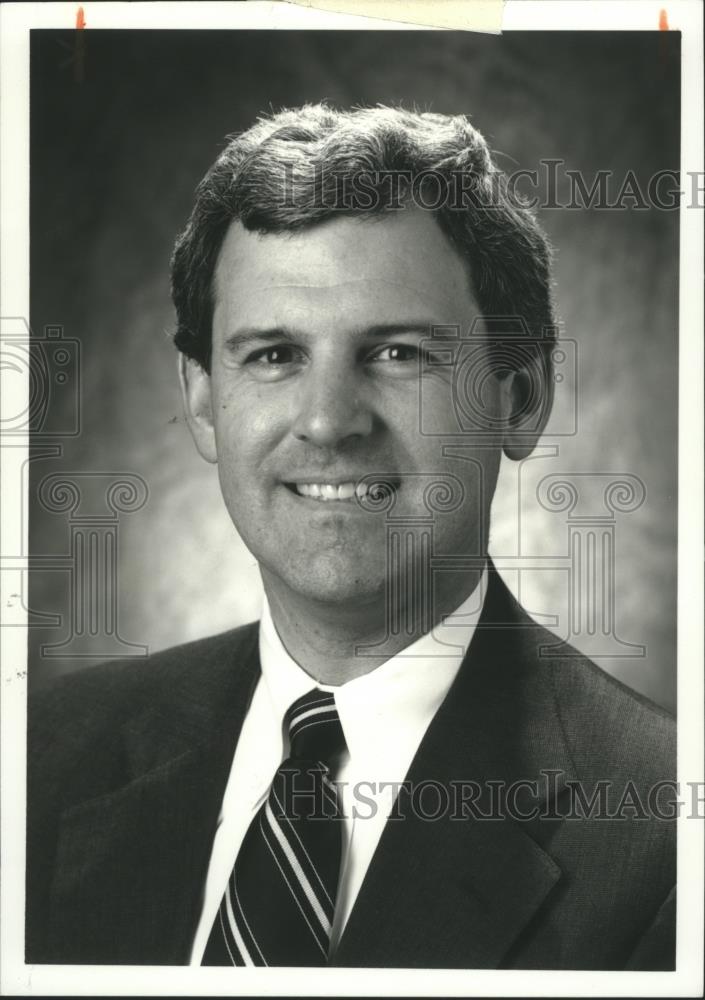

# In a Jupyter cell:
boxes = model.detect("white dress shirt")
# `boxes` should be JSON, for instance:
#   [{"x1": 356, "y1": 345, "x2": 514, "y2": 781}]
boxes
[{"x1": 189, "y1": 567, "x2": 488, "y2": 964}]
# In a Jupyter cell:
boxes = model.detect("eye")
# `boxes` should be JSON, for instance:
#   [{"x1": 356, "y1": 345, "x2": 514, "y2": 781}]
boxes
[
  {"x1": 242, "y1": 343, "x2": 306, "y2": 381},
  {"x1": 247, "y1": 345, "x2": 299, "y2": 366},
  {"x1": 368, "y1": 343, "x2": 450, "y2": 375},
  {"x1": 369, "y1": 344, "x2": 421, "y2": 364}
]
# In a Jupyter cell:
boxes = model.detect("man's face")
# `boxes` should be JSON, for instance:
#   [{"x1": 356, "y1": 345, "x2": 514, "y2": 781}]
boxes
[{"x1": 183, "y1": 208, "x2": 513, "y2": 613}]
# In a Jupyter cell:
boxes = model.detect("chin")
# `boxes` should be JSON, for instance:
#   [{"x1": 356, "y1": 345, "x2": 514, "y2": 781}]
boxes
[{"x1": 279, "y1": 553, "x2": 387, "y2": 608}]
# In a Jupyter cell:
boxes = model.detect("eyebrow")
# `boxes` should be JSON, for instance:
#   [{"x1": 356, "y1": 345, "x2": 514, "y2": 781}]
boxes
[{"x1": 223, "y1": 322, "x2": 435, "y2": 349}]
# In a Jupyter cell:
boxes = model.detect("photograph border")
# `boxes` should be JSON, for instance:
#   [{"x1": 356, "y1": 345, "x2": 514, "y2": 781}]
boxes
[{"x1": 1, "y1": 1, "x2": 703, "y2": 996}]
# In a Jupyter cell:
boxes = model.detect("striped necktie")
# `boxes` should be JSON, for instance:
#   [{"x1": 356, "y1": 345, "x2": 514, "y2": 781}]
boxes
[{"x1": 202, "y1": 689, "x2": 346, "y2": 966}]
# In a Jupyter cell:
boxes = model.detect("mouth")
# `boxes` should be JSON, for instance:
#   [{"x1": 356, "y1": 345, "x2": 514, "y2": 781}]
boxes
[{"x1": 283, "y1": 478, "x2": 398, "y2": 504}]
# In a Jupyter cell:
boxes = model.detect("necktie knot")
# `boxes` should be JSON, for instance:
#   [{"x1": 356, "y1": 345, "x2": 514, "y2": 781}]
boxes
[{"x1": 285, "y1": 689, "x2": 346, "y2": 764}]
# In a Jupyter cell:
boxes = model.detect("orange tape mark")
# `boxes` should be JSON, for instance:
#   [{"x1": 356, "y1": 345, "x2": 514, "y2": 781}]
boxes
[
  {"x1": 659, "y1": 8, "x2": 669, "y2": 30},
  {"x1": 76, "y1": 6, "x2": 86, "y2": 29}
]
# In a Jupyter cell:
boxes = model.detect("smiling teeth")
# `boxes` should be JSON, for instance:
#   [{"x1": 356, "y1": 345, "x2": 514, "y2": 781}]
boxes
[{"x1": 295, "y1": 482, "x2": 364, "y2": 501}]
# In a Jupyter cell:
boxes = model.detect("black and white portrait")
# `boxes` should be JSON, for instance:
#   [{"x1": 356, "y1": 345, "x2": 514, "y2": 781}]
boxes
[{"x1": 1, "y1": 1, "x2": 702, "y2": 996}]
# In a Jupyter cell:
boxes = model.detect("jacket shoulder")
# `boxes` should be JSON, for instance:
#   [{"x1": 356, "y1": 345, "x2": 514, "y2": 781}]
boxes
[
  {"x1": 28, "y1": 621, "x2": 260, "y2": 804},
  {"x1": 543, "y1": 636, "x2": 675, "y2": 785},
  {"x1": 491, "y1": 568, "x2": 675, "y2": 783},
  {"x1": 495, "y1": 570, "x2": 675, "y2": 779},
  {"x1": 30, "y1": 620, "x2": 258, "y2": 717}
]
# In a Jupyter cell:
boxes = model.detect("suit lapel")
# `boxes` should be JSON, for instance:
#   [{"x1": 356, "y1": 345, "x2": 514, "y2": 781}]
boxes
[
  {"x1": 47, "y1": 626, "x2": 261, "y2": 964},
  {"x1": 334, "y1": 567, "x2": 576, "y2": 968}
]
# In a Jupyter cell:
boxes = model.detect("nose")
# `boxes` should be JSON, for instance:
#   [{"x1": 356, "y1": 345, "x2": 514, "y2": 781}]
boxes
[{"x1": 291, "y1": 362, "x2": 374, "y2": 448}]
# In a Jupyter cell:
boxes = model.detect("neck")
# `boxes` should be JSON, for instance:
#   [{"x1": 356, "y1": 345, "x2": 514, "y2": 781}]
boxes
[{"x1": 262, "y1": 564, "x2": 485, "y2": 686}]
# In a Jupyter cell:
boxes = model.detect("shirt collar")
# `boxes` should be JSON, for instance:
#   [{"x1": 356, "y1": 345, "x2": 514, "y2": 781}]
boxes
[{"x1": 259, "y1": 566, "x2": 488, "y2": 766}]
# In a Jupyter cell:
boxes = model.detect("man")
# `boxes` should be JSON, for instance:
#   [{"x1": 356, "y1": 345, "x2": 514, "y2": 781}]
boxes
[{"x1": 26, "y1": 104, "x2": 675, "y2": 969}]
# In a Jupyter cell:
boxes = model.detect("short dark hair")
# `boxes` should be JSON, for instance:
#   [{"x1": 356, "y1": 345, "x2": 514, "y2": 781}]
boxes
[{"x1": 170, "y1": 103, "x2": 555, "y2": 373}]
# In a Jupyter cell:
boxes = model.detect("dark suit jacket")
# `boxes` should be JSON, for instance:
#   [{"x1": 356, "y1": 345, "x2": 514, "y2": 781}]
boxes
[{"x1": 26, "y1": 567, "x2": 676, "y2": 968}]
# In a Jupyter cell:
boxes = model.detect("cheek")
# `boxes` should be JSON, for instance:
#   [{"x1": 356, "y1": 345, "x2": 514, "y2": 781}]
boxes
[
  {"x1": 422, "y1": 363, "x2": 506, "y2": 436},
  {"x1": 216, "y1": 379, "x2": 294, "y2": 433},
  {"x1": 416, "y1": 373, "x2": 480, "y2": 438},
  {"x1": 212, "y1": 384, "x2": 287, "y2": 463}
]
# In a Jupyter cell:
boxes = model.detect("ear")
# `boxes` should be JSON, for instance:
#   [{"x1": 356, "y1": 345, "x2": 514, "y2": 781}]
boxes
[
  {"x1": 178, "y1": 354, "x2": 218, "y2": 464},
  {"x1": 499, "y1": 359, "x2": 554, "y2": 461}
]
